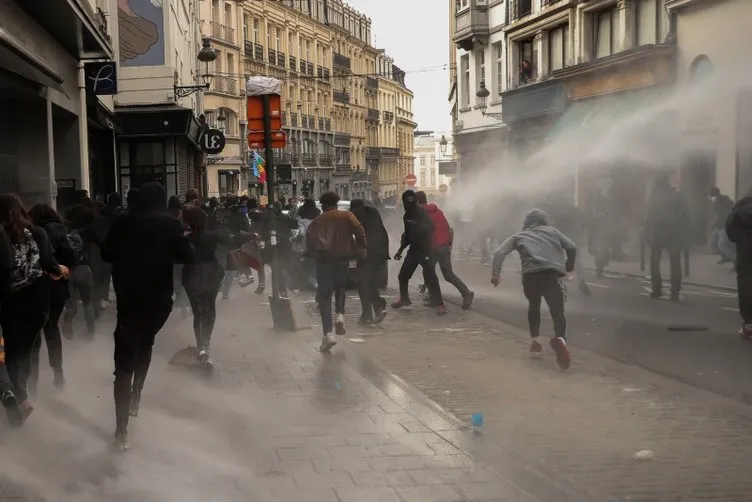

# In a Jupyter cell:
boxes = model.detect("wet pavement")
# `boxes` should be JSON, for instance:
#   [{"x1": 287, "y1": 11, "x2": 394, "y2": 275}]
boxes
[
  {"x1": 0, "y1": 284, "x2": 543, "y2": 502},
  {"x1": 303, "y1": 274, "x2": 752, "y2": 501}
]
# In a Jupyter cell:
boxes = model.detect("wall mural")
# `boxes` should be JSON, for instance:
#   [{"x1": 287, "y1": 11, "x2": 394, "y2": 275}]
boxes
[{"x1": 118, "y1": 0, "x2": 165, "y2": 67}]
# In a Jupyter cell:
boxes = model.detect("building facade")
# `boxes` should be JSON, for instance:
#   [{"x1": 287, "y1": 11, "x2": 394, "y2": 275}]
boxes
[
  {"x1": 452, "y1": 0, "x2": 509, "y2": 181},
  {"x1": 0, "y1": 0, "x2": 115, "y2": 207},
  {"x1": 414, "y1": 132, "x2": 454, "y2": 196},
  {"x1": 115, "y1": 0, "x2": 205, "y2": 200},
  {"x1": 667, "y1": 0, "x2": 752, "y2": 204},
  {"x1": 195, "y1": 0, "x2": 414, "y2": 202}
]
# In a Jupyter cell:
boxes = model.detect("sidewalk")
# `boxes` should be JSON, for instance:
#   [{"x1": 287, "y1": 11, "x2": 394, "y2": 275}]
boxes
[
  {"x1": 0, "y1": 287, "x2": 543, "y2": 502},
  {"x1": 310, "y1": 290, "x2": 752, "y2": 501},
  {"x1": 581, "y1": 250, "x2": 737, "y2": 291}
]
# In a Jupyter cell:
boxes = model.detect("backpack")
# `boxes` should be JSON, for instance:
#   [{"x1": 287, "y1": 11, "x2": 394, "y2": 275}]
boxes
[
  {"x1": 68, "y1": 230, "x2": 88, "y2": 265},
  {"x1": 9, "y1": 228, "x2": 43, "y2": 291}
]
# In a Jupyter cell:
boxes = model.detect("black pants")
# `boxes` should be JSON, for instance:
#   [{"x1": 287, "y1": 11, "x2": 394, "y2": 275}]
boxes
[
  {"x1": 649, "y1": 238, "x2": 682, "y2": 296},
  {"x1": 431, "y1": 246, "x2": 470, "y2": 297},
  {"x1": 357, "y1": 261, "x2": 386, "y2": 320},
  {"x1": 113, "y1": 308, "x2": 171, "y2": 433},
  {"x1": 184, "y1": 263, "x2": 223, "y2": 351},
  {"x1": 1, "y1": 282, "x2": 50, "y2": 403},
  {"x1": 521, "y1": 271, "x2": 567, "y2": 339},
  {"x1": 398, "y1": 251, "x2": 442, "y2": 305},
  {"x1": 737, "y1": 266, "x2": 752, "y2": 324},
  {"x1": 65, "y1": 265, "x2": 96, "y2": 336},
  {"x1": 315, "y1": 259, "x2": 349, "y2": 335},
  {"x1": 29, "y1": 280, "x2": 67, "y2": 391}
]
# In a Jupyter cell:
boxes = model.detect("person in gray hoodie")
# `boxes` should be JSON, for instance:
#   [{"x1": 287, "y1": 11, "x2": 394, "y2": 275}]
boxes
[{"x1": 491, "y1": 208, "x2": 576, "y2": 370}]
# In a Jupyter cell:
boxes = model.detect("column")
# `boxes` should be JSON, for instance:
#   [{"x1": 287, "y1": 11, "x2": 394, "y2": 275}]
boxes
[
  {"x1": 46, "y1": 99, "x2": 56, "y2": 207},
  {"x1": 77, "y1": 63, "x2": 90, "y2": 193},
  {"x1": 618, "y1": 0, "x2": 634, "y2": 52},
  {"x1": 534, "y1": 32, "x2": 544, "y2": 82}
]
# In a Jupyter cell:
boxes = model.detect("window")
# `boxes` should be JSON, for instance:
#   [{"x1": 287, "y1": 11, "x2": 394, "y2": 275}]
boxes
[
  {"x1": 218, "y1": 171, "x2": 240, "y2": 196},
  {"x1": 548, "y1": 24, "x2": 569, "y2": 72},
  {"x1": 518, "y1": 38, "x2": 536, "y2": 85},
  {"x1": 457, "y1": 0, "x2": 469, "y2": 11},
  {"x1": 460, "y1": 54, "x2": 470, "y2": 108},
  {"x1": 593, "y1": 7, "x2": 619, "y2": 59},
  {"x1": 420, "y1": 155, "x2": 426, "y2": 166},
  {"x1": 305, "y1": 40, "x2": 310, "y2": 61},
  {"x1": 420, "y1": 170, "x2": 426, "y2": 186},
  {"x1": 288, "y1": 33, "x2": 294, "y2": 55},
  {"x1": 430, "y1": 155, "x2": 435, "y2": 165},
  {"x1": 243, "y1": 14, "x2": 249, "y2": 41},
  {"x1": 475, "y1": 50, "x2": 485, "y2": 104},
  {"x1": 275, "y1": 27, "x2": 280, "y2": 51},
  {"x1": 493, "y1": 42, "x2": 503, "y2": 97},
  {"x1": 636, "y1": 0, "x2": 669, "y2": 46},
  {"x1": 253, "y1": 19, "x2": 259, "y2": 43},
  {"x1": 430, "y1": 170, "x2": 436, "y2": 187}
]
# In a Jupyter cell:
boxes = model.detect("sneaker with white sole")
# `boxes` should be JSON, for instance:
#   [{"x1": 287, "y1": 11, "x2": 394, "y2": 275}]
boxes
[
  {"x1": 334, "y1": 314, "x2": 346, "y2": 335},
  {"x1": 319, "y1": 333, "x2": 337, "y2": 353},
  {"x1": 550, "y1": 337, "x2": 571, "y2": 370}
]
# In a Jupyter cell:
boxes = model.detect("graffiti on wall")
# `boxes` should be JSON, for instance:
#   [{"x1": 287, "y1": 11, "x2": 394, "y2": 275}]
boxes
[{"x1": 118, "y1": 0, "x2": 165, "y2": 67}]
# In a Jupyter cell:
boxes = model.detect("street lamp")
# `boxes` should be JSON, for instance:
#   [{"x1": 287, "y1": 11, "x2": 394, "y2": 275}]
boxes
[
  {"x1": 174, "y1": 37, "x2": 217, "y2": 98},
  {"x1": 216, "y1": 113, "x2": 227, "y2": 132},
  {"x1": 476, "y1": 80, "x2": 504, "y2": 121},
  {"x1": 439, "y1": 135, "x2": 448, "y2": 155}
]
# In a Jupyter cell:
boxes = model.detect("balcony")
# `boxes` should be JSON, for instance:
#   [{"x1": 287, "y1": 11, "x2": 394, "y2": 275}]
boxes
[
  {"x1": 510, "y1": 0, "x2": 532, "y2": 21},
  {"x1": 334, "y1": 133, "x2": 351, "y2": 146},
  {"x1": 318, "y1": 117, "x2": 324, "y2": 130},
  {"x1": 317, "y1": 65, "x2": 324, "y2": 78},
  {"x1": 210, "y1": 21, "x2": 236, "y2": 45},
  {"x1": 366, "y1": 108, "x2": 380, "y2": 122},
  {"x1": 307, "y1": 115, "x2": 316, "y2": 129},
  {"x1": 366, "y1": 147, "x2": 381, "y2": 160},
  {"x1": 210, "y1": 76, "x2": 238, "y2": 95},
  {"x1": 244, "y1": 41, "x2": 263, "y2": 61},
  {"x1": 383, "y1": 111, "x2": 394, "y2": 122},
  {"x1": 301, "y1": 115, "x2": 309, "y2": 128},
  {"x1": 319, "y1": 155, "x2": 333, "y2": 166},
  {"x1": 324, "y1": 118, "x2": 331, "y2": 131},
  {"x1": 300, "y1": 60, "x2": 307, "y2": 73},
  {"x1": 380, "y1": 147, "x2": 400, "y2": 158},
  {"x1": 300, "y1": 154, "x2": 316, "y2": 166},
  {"x1": 306, "y1": 62, "x2": 314, "y2": 76},
  {"x1": 333, "y1": 90, "x2": 350, "y2": 105},
  {"x1": 366, "y1": 76, "x2": 378, "y2": 90},
  {"x1": 281, "y1": 111, "x2": 287, "y2": 126},
  {"x1": 277, "y1": 52, "x2": 286, "y2": 67},
  {"x1": 290, "y1": 113, "x2": 298, "y2": 127},
  {"x1": 333, "y1": 52, "x2": 351, "y2": 70},
  {"x1": 454, "y1": 0, "x2": 489, "y2": 51},
  {"x1": 268, "y1": 48, "x2": 277, "y2": 64},
  {"x1": 291, "y1": 153, "x2": 300, "y2": 165},
  {"x1": 289, "y1": 55, "x2": 297, "y2": 71},
  {"x1": 273, "y1": 151, "x2": 291, "y2": 164},
  {"x1": 323, "y1": 68, "x2": 330, "y2": 80}
]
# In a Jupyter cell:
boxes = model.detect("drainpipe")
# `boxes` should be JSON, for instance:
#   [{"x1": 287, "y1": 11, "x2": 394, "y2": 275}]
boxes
[{"x1": 77, "y1": 61, "x2": 91, "y2": 194}]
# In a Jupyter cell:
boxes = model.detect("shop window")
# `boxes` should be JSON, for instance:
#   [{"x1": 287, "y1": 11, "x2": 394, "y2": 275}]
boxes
[
  {"x1": 218, "y1": 171, "x2": 240, "y2": 195},
  {"x1": 134, "y1": 142, "x2": 164, "y2": 166}
]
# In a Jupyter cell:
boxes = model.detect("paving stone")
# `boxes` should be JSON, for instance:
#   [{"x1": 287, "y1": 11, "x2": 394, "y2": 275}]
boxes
[
  {"x1": 334, "y1": 486, "x2": 402, "y2": 502},
  {"x1": 350, "y1": 470, "x2": 416, "y2": 488},
  {"x1": 394, "y1": 485, "x2": 465, "y2": 502},
  {"x1": 293, "y1": 471, "x2": 355, "y2": 489}
]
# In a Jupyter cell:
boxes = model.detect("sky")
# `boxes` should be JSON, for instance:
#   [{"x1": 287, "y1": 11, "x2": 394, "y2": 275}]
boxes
[{"x1": 345, "y1": 0, "x2": 451, "y2": 132}]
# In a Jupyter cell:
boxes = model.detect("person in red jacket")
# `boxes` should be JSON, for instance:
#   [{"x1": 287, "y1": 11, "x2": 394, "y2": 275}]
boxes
[{"x1": 416, "y1": 192, "x2": 474, "y2": 309}]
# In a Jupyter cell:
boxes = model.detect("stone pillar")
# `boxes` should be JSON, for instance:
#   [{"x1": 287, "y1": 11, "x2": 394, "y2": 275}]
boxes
[
  {"x1": 534, "y1": 32, "x2": 544, "y2": 81},
  {"x1": 618, "y1": 0, "x2": 634, "y2": 51}
]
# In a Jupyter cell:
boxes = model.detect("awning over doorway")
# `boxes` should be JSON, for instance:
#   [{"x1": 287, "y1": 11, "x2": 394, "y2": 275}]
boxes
[
  {"x1": 546, "y1": 87, "x2": 665, "y2": 140},
  {"x1": 116, "y1": 105, "x2": 202, "y2": 144}
]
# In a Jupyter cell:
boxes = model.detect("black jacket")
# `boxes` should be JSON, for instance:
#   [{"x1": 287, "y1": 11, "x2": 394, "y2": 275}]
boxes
[
  {"x1": 645, "y1": 184, "x2": 689, "y2": 241},
  {"x1": 712, "y1": 194, "x2": 734, "y2": 229},
  {"x1": 400, "y1": 207, "x2": 434, "y2": 257},
  {"x1": 351, "y1": 205, "x2": 390, "y2": 265},
  {"x1": 727, "y1": 196, "x2": 752, "y2": 268},
  {"x1": 39, "y1": 219, "x2": 76, "y2": 269},
  {"x1": 101, "y1": 183, "x2": 195, "y2": 314}
]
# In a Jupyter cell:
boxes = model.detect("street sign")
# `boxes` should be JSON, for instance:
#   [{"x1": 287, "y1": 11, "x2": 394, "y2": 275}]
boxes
[
  {"x1": 439, "y1": 184, "x2": 448, "y2": 193},
  {"x1": 248, "y1": 130, "x2": 287, "y2": 149},
  {"x1": 201, "y1": 129, "x2": 226, "y2": 154},
  {"x1": 405, "y1": 173, "x2": 417, "y2": 187}
]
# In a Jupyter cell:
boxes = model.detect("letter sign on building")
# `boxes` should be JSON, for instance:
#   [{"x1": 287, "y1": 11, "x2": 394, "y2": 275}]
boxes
[{"x1": 201, "y1": 129, "x2": 226, "y2": 155}]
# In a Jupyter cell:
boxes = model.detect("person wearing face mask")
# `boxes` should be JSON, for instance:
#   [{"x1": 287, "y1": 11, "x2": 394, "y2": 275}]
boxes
[
  {"x1": 392, "y1": 190, "x2": 445, "y2": 316},
  {"x1": 709, "y1": 187, "x2": 734, "y2": 264}
]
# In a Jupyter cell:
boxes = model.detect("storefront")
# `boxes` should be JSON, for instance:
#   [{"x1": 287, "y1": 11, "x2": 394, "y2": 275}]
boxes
[{"x1": 115, "y1": 105, "x2": 203, "y2": 199}]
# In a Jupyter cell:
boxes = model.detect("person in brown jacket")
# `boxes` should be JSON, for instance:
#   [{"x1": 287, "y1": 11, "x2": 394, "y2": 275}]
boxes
[{"x1": 306, "y1": 192, "x2": 366, "y2": 352}]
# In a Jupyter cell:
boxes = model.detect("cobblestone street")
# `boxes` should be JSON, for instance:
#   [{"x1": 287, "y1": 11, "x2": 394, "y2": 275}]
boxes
[
  {"x1": 0, "y1": 286, "x2": 542, "y2": 502},
  {"x1": 304, "y1": 288, "x2": 752, "y2": 501}
]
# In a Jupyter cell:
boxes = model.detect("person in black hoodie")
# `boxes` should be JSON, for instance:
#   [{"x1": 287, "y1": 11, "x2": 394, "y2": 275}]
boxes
[
  {"x1": 102, "y1": 182, "x2": 194, "y2": 451},
  {"x1": 62, "y1": 203, "x2": 99, "y2": 338},
  {"x1": 0, "y1": 225, "x2": 22, "y2": 426},
  {"x1": 219, "y1": 195, "x2": 251, "y2": 299},
  {"x1": 350, "y1": 199, "x2": 389, "y2": 325},
  {"x1": 28, "y1": 204, "x2": 76, "y2": 392},
  {"x1": 726, "y1": 186, "x2": 752, "y2": 338},
  {"x1": 392, "y1": 190, "x2": 444, "y2": 315},
  {"x1": 0, "y1": 194, "x2": 67, "y2": 424}
]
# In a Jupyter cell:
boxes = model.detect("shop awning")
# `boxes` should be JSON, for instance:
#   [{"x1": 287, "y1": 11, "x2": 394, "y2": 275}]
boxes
[
  {"x1": 0, "y1": 29, "x2": 67, "y2": 96},
  {"x1": 546, "y1": 88, "x2": 665, "y2": 140},
  {"x1": 116, "y1": 105, "x2": 201, "y2": 141}
]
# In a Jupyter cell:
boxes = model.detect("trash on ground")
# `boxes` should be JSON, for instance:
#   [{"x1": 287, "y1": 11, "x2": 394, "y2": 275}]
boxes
[{"x1": 633, "y1": 450, "x2": 655, "y2": 460}]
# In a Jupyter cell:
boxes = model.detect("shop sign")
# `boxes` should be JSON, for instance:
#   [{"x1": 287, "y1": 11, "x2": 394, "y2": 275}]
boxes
[
  {"x1": 84, "y1": 62, "x2": 118, "y2": 95},
  {"x1": 201, "y1": 129, "x2": 226, "y2": 155}
]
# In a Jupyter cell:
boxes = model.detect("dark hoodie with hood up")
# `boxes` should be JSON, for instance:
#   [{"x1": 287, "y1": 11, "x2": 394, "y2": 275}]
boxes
[
  {"x1": 400, "y1": 190, "x2": 434, "y2": 257},
  {"x1": 101, "y1": 182, "x2": 195, "y2": 314},
  {"x1": 492, "y1": 208, "x2": 576, "y2": 278},
  {"x1": 726, "y1": 195, "x2": 752, "y2": 269},
  {"x1": 350, "y1": 199, "x2": 390, "y2": 264}
]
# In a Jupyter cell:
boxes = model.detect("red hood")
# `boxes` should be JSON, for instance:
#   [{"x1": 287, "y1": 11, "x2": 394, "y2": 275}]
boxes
[
  {"x1": 423, "y1": 203, "x2": 439, "y2": 213},
  {"x1": 422, "y1": 203, "x2": 452, "y2": 249}
]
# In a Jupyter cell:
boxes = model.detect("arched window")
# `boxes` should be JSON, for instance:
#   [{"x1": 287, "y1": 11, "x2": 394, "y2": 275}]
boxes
[{"x1": 689, "y1": 55, "x2": 713, "y2": 81}]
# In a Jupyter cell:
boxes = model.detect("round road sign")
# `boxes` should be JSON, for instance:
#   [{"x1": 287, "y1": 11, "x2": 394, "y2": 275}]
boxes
[
  {"x1": 201, "y1": 129, "x2": 226, "y2": 155},
  {"x1": 405, "y1": 173, "x2": 417, "y2": 187},
  {"x1": 439, "y1": 184, "x2": 448, "y2": 193}
]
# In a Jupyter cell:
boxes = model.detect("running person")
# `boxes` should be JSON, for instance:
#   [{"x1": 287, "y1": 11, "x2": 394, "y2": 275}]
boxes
[{"x1": 490, "y1": 209, "x2": 575, "y2": 370}]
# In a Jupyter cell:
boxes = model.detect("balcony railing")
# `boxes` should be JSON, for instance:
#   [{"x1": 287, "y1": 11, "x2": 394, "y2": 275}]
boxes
[
  {"x1": 244, "y1": 41, "x2": 264, "y2": 61},
  {"x1": 273, "y1": 151, "x2": 291, "y2": 164},
  {"x1": 366, "y1": 147, "x2": 381, "y2": 159},
  {"x1": 289, "y1": 55, "x2": 297, "y2": 71},
  {"x1": 210, "y1": 76, "x2": 238, "y2": 95},
  {"x1": 300, "y1": 60, "x2": 307, "y2": 73},
  {"x1": 306, "y1": 62, "x2": 314, "y2": 76},
  {"x1": 383, "y1": 111, "x2": 394, "y2": 122},
  {"x1": 291, "y1": 153, "x2": 300, "y2": 165},
  {"x1": 301, "y1": 115, "x2": 309, "y2": 128},
  {"x1": 268, "y1": 48, "x2": 277, "y2": 64},
  {"x1": 281, "y1": 111, "x2": 287, "y2": 126},
  {"x1": 366, "y1": 108, "x2": 380, "y2": 122},
  {"x1": 380, "y1": 147, "x2": 400, "y2": 158},
  {"x1": 290, "y1": 113, "x2": 298, "y2": 127},
  {"x1": 333, "y1": 90, "x2": 350, "y2": 104},
  {"x1": 324, "y1": 118, "x2": 331, "y2": 131},
  {"x1": 333, "y1": 52, "x2": 351, "y2": 70},
  {"x1": 277, "y1": 52, "x2": 286, "y2": 67},
  {"x1": 334, "y1": 134, "x2": 351, "y2": 146},
  {"x1": 318, "y1": 117, "x2": 324, "y2": 130},
  {"x1": 317, "y1": 65, "x2": 323, "y2": 78},
  {"x1": 511, "y1": 0, "x2": 532, "y2": 20},
  {"x1": 300, "y1": 154, "x2": 316, "y2": 166},
  {"x1": 323, "y1": 68, "x2": 330, "y2": 80},
  {"x1": 307, "y1": 115, "x2": 316, "y2": 129},
  {"x1": 210, "y1": 21, "x2": 235, "y2": 44},
  {"x1": 366, "y1": 76, "x2": 378, "y2": 90},
  {"x1": 319, "y1": 155, "x2": 333, "y2": 166}
]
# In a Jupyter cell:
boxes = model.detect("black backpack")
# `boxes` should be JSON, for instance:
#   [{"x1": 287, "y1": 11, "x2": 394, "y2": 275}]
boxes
[{"x1": 68, "y1": 230, "x2": 88, "y2": 265}]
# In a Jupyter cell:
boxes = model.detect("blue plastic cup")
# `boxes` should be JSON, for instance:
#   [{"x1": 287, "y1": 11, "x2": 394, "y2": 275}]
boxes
[{"x1": 471, "y1": 413, "x2": 484, "y2": 427}]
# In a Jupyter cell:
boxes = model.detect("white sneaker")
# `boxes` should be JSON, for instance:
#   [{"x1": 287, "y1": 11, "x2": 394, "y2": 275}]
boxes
[
  {"x1": 334, "y1": 314, "x2": 346, "y2": 335},
  {"x1": 319, "y1": 333, "x2": 337, "y2": 353}
]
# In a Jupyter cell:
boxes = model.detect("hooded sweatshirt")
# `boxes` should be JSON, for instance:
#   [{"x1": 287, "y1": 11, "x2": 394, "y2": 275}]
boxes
[
  {"x1": 400, "y1": 192, "x2": 434, "y2": 256},
  {"x1": 422, "y1": 203, "x2": 453, "y2": 250},
  {"x1": 101, "y1": 182, "x2": 195, "y2": 314},
  {"x1": 350, "y1": 200, "x2": 390, "y2": 264},
  {"x1": 726, "y1": 196, "x2": 752, "y2": 268},
  {"x1": 492, "y1": 208, "x2": 576, "y2": 278}
]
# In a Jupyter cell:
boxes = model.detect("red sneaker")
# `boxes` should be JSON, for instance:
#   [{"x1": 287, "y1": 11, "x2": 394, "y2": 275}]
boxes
[
  {"x1": 436, "y1": 304, "x2": 447, "y2": 316},
  {"x1": 529, "y1": 339, "x2": 543, "y2": 356},
  {"x1": 391, "y1": 298, "x2": 412, "y2": 309},
  {"x1": 550, "y1": 337, "x2": 571, "y2": 370}
]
